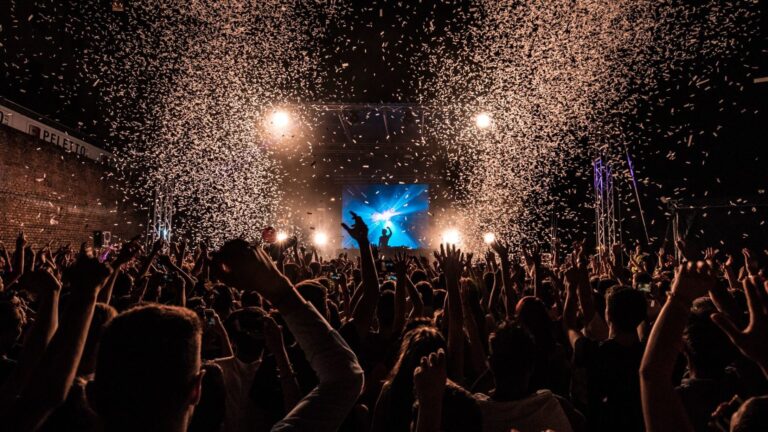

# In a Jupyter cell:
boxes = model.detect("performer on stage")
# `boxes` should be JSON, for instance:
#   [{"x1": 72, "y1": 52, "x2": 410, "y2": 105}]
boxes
[{"x1": 378, "y1": 226, "x2": 393, "y2": 249}]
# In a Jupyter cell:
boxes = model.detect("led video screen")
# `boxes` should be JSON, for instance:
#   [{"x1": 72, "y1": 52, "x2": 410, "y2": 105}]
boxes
[{"x1": 341, "y1": 184, "x2": 429, "y2": 249}]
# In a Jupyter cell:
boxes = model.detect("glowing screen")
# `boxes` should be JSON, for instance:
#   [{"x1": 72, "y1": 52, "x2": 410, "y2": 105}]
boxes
[{"x1": 341, "y1": 184, "x2": 429, "y2": 249}]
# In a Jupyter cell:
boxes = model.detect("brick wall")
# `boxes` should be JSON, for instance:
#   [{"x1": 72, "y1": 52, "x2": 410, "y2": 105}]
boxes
[{"x1": 0, "y1": 124, "x2": 144, "y2": 247}]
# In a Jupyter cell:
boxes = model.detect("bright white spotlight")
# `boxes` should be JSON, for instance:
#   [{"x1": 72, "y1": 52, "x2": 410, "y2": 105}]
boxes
[
  {"x1": 483, "y1": 232, "x2": 496, "y2": 244},
  {"x1": 372, "y1": 209, "x2": 397, "y2": 222},
  {"x1": 270, "y1": 110, "x2": 290, "y2": 129},
  {"x1": 276, "y1": 231, "x2": 289, "y2": 242},
  {"x1": 441, "y1": 229, "x2": 461, "y2": 245},
  {"x1": 475, "y1": 112, "x2": 492, "y2": 129},
  {"x1": 313, "y1": 231, "x2": 328, "y2": 247}
]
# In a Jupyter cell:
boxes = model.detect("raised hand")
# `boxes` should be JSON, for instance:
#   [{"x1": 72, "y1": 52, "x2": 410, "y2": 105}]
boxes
[
  {"x1": 703, "y1": 247, "x2": 717, "y2": 263},
  {"x1": 341, "y1": 211, "x2": 369, "y2": 245},
  {"x1": 464, "y1": 252, "x2": 474, "y2": 270},
  {"x1": 522, "y1": 244, "x2": 542, "y2": 269},
  {"x1": 434, "y1": 243, "x2": 462, "y2": 281},
  {"x1": 68, "y1": 256, "x2": 112, "y2": 296},
  {"x1": 489, "y1": 239, "x2": 510, "y2": 261},
  {"x1": 670, "y1": 261, "x2": 717, "y2": 305},
  {"x1": 743, "y1": 248, "x2": 756, "y2": 277},
  {"x1": 113, "y1": 239, "x2": 141, "y2": 268},
  {"x1": 676, "y1": 239, "x2": 698, "y2": 262},
  {"x1": 711, "y1": 276, "x2": 768, "y2": 376},
  {"x1": 151, "y1": 238, "x2": 165, "y2": 256},
  {"x1": 413, "y1": 349, "x2": 447, "y2": 408},
  {"x1": 16, "y1": 231, "x2": 28, "y2": 251},
  {"x1": 563, "y1": 261, "x2": 582, "y2": 287},
  {"x1": 214, "y1": 239, "x2": 293, "y2": 307},
  {"x1": 392, "y1": 252, "x2": 409, "y2": 278},
  {"x1": 724, "y1": 254, "x2": 734, "y2": 270}
]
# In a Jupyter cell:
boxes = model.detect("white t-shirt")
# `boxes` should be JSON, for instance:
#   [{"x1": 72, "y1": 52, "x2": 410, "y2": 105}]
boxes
[
  {"x1": 215, "y1": 356, "x2": 270, "y2": 432},
  {"x1": 473, "y1": 389, "x2": 573, "y2": 432}
]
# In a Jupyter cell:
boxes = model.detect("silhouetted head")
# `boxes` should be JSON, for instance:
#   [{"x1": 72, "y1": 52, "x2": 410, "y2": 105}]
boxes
[
  {"x1": 0, "y1": 299, "x2": 24, "y2": 354},
  {"x1": 516, "y1": 296, "x2": 554, "y2": 346},
  {"x1": 79, "y1": 303, "x2": 118, "y2": 376},
  {"x1": 295, "y1": 279, "x2": 329, "y2": 319},
  {"x1": 389, "y1": 326, "x2": 446, "y2": 394},
  {"x1": 224, "y1": 307, "x2": 267, "y2": 363},
  {"x1": 605, "y1": 285, "x2": 647, "y2": 333},
  {"x1": 91, "y1": 305, "x2": 203, "y2": 432},
  {"x1": 488, "y1": 321, "x2": 536, "y2": 400},
  {"x1": 684, "y1": 306, "x2": 736, "y2": 379}
]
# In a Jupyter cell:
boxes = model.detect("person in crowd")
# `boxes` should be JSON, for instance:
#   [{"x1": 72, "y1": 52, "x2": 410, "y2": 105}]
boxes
[
  {"x1": 563, "y1": 245, "x2": 648, "y2": 432},
  {"x1": 472, "y1": 321, "x2": 575, "y2": 432},
  {"x1": 0, "y1": 217, "x2": 766, "y2": 432}
]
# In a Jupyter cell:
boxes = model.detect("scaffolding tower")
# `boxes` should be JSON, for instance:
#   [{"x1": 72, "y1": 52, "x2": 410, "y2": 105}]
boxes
[
  {"x1": 148, "y1": 184, "x2": 173, "y2": 247},
  {"x1": 594, "y1": 158, "x2": 617, "y2": 253}
]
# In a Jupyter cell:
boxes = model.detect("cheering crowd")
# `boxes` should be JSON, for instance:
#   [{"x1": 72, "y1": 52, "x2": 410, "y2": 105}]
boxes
[{"x1": 0, "y1": 211, "x2": 766, "y2": 432}]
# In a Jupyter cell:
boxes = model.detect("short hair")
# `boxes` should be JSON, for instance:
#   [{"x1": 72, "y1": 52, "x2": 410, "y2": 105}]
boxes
[
  {"x1": 241, "y1": 290, "x2": 263, "y2": 308},
  {"x1": 410, "y1": 269, "x2": 428, "y2": 284},
  {"x1": 414, "y1": 281, "x2": 433, "y2": 307},
  {"x1": 597, "y1": 278, "x2": 619, "y2": 295},
  {"x1": 112, "y1": 272, "x2": 134, "y2": 298},
  {"x1": 634, "y1": 272, "x2": 653, "y2": 287},
  {"x1": 211, "y1": 284, "x2": 234, "y2": 317},
  {"x1": 309, "y1": 261, "x2": 321, "y2": 275},
  {"x1": 381, "y1": 280, "x2": 396, "y2": 293},
  {"x1": 224, "y1": 306, "x2": 267, "y2": 352},
  {"x1": 295, "y1": 280, "x2": 328, "y2": 318},
  {"x1": 282, "y1": 262, "x2": 301, "y2": 284},
  {"x1": 92, "y1": 305, "x2": 202, "y2": 427},
  {"x1": 684, "y1": 308, "x2": 735, "y2": 378},
  {"x1": 606, "y1": 286, "x2": 647, "y2": 332},
  {"x1": 488, "y1": 321, "x2": 536, "y2": 386},
  {"x1": 515, "y1": 296, "x2": 554, "y2": 346}
]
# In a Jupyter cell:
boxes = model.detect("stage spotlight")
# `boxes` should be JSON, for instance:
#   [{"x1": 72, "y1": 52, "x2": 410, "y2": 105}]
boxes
[
  {"x1": 313, "y1": 231, "x2": 328, "y2": 247},
  {"x1": 372, "y1": 209, "x2": 397, "y2": 222},
  {"x1": 475, "y1": 112, "x2": 492, "y2": 129},
  {"x1": 483, "y1": 232, "x2": 496, "y2": 244},
  {"x1": 441, "y1": 229, "x2": 461, "y2": 245},
  {"x1": 276, "y1": 231, "x2": 288, "y2": 242},
  {"x1": 270, "y1": 110, "x2": 290, "y2": 130}
]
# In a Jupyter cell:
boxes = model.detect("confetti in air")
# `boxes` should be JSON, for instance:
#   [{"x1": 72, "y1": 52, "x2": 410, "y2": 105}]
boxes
[
  {"x1": 80, "y1": 1, "x2": 341, "y2": 244},
  {"x1": 54, "y1": 0, "x2": 759, "y2": 249},
  {"x1": 418, "y1": 0, "x2": 759, "y2": 250}
]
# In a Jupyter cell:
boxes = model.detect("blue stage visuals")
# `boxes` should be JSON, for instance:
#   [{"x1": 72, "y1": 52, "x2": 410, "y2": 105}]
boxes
[{"x1": 342, "y1": 184, "x2": 429, "y2": 249}]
